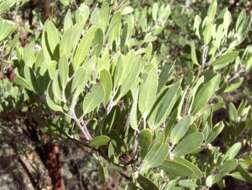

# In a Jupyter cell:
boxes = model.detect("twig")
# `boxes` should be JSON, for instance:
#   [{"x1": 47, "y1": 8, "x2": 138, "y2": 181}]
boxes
[
  {"x1": 69, "y1": 110, "x2": 92, "y2": 141},
  {"x1": 201, "y1": 45, "x2": 209, "y2": 68}
]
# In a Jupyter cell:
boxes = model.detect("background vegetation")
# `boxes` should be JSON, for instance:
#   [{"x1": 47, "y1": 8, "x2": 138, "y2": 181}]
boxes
[{"x1": 1, "y1": 0, "x2": 252, "y2": 189}]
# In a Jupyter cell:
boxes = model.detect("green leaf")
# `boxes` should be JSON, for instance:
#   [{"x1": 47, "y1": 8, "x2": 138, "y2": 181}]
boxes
[
  {"x1": 60, "y1": 24, "x2": 82, "y2": 59},
  {"x1": 107, "y1": 12, "x2": 122, "y2": 45},
  {"x1": 0, "y1": 18, "x2": 16, "y2": 42},
  {"x1": 75, "y1": 3, "x2": 90, "y2": 26},
  {"x1": 58, "y1": 56, "x2": 69, "y2": 90},
  {"x1": 72, "y1": 26, "x2": 97, "y2": 70},
  {"x1": 172, "y1": 132, "x2": 203, "y2": 157},
  {"x1": 139, "y1": 64, "x2": 158, "y2": 118},
  {"x1": 142, "y1": 142, "x2": 168, "y2": 171},
  {"x1": 23, "y1": 42, "x2": 36, "y2": 68},
  {"x1": 90, "y1": 2, "x2": 110, "y2": 31},
  {"x1": 224, "y1": 142, "x2": 241, "y2": 161},
  {"x1": 129, "y1": 88, "x2": 139, "y2": 130},
  {"x1": 212, "y1": 51, "x2": 239, "y2": 70},
  {"x1": 192, "y1": 74, "x2": 220, "y2": 114},
  {"x1": 45, "y1": 20, "x2": 60, "y2": 55},
  {"x1": 121, "y1": 6, "x2": 133, "y2": 15},
  {"x1": 60, "y1": 0, "x2": 72, "y2": 6},
  {"x1": 137, "y1": 175, "x2": 159, "y2": 190},
  {"x1": 139, "y1": 129, "x2": 153, "y2": 158},
  {"x1": 228, "y1": 103, "x2": 239, "y2": 122},
  {"x1": 63, "y1": 9, "x2": 73, "y2": 31},
  {"x1": 190, "y1": 41, "x2": 199, "y2": 65},
  {"x1": 223, "y1": 8, "x2": 232, "y2": 36},
  {"x1": 160, "y1": 159, "x2": 194, "y2": 177},
  {"x1": 52, "y1": 71, "x2": 62, "y2": 102},
  {"x1": 14, "y1": 74, "x2": 33, "y2": 91},
  {"x1": 234, "y1": 10, "x2": 251, "y2": 45},
  {"x1": 71, "y1": 67, "x2": 89, "y2": 94},
  {"x1": 23, "y1": 66, "x2": 36, "y2": 92},
  {"x1": 206, "y1": 159, "x2": 238, "y2": 187},
  {"x1": 207, "y1": 0, "x2": 217, "y2": 21},
  {"x1": 175, "y1": 158, "x2": 203, "y2": 178},
  {"x1": 193, "y1": 15, "x2": 201, "y2": 39},
  {"x1": 169, "y1": 116, "x2": 192, "y2": 145},
  {"x1": 100, "y1": 69, "x2": 112, "y2": 105},
  {"x1": 206, "y1": 122, "x2": 224, "y2": 143},
  {"x1": 93, "y1": 28, "x2": 103, "y2": 57},
  {"x1": 113, "y1": 55, "x2": 124, "y2": 87},
  {"x1": 224, "y1": 78, "x2": 244, "y2": 93},
  {"x1": 233, "y1": 165, "x2": 252, "y2": 184},
  {"x1": 158, "y1": 62, "x2": 174, "y2": 91},
  {"x1": 89, "y1": 135, "x2": 110, "y2": 148},
  {"x1": 188, "y1": 76, "x2": 204, "y2": 113},
  {"x1": 48, "y1": 61, "x2": 57, "y2": 79},
  {"x1": 148, "y1": 81, "x2": 180, "y2": 128},
  {"x1": 118, "y1": 52, "x2": 141, "y2": 98},
  {"x1": 46, "y1": 82, "x2": 63, "y2": 112},
  {"x1": 83, "y1": 84, "x2": 104, "y2": 115},
  {"x1": 41, "y1": 27, "x2": 51, "y2": 72},
  {"x1": 203, "y1": 20, "x2": 213, "y2": 44},
  {"x1": 152, "y1": 3, "x2": 159, "y2": 21},
  {"x1": 0, "y1": 0, "x2": 16, "y2": 14},
  {"x1": 178, "y1": 179, "x2": 198, "y2": 188}
]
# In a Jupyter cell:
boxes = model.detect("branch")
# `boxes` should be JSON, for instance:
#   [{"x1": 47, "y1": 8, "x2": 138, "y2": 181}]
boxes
[{"x1": 69, "y1": 109, "x2": 92, "y2": 141}]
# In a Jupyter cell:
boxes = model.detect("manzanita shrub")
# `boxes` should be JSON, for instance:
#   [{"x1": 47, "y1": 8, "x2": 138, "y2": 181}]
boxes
[{"x1": 1, "y1": 0, "x2": 252, "y2": 189}]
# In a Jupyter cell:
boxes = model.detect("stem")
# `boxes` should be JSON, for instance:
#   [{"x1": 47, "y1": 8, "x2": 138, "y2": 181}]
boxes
[
  {"x1": 143, "y1": 114, "x2": 147, "y2": 129},
  {"x1": 201, "y1": 45, "x2": 208, "y2": 68},
  {"x1": 70, "y1": 110, "x2": 92, "y2": 141}
]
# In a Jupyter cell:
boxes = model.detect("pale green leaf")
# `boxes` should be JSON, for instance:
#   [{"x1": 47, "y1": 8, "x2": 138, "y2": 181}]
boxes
[
  {"x1": 142, "y1": 142, "x2": 168, "y2": 171},
  {"x1": 118, "y1": 52, "x2": 141, "y2": 98},
  {"x1": 139, "y1": 64, "x2": 158, "y2": 118},
  {"x1": 64, "y1": 9, "x2": 73, "y2": 31},
  {"x1": 192, "y1": 74, "x2": 220, "y2": 114},
  {"x1": 129, "y1": 88, "x2": 139, "y2": 130},
  {"x1": 83, "y1": 84, "x2": 104, "y2": 114},
  {"x1": 175, "y1": 157, "x2": 203, "y2": 178},
  {"x1": 148, "y1": 81, "x2": 180, "y2": 127},
  {"x1": 52, "y1": 71, "x2": 62, "y2": 102},
  {"x1": 107, "y1": 12, "x2": 122, "y2": 45},
  {"x1": 60, "y1": 24, "x2": 82, "y2": 59},
  {"x1": 121, "y1": 6, "x2": 133, "y2": 15},
  {"x1": 72, "y1": 26, "x2": 97, "y2": 70},
  {"x1": 158, "y1": 62, "x2": 174, "y2": 91},
  {"x1": 45, "y1": 20, "x2": 60, "y2": 55},
  {"x1": 46, "y1": 82, "x2": 63, "y2": 112},
  {"x1": 100, "y1": 69, "x2": 112, "y2": 105},
  {"x1": 224, "y1": 142, "x2": 241, "y2": 161},
  {"x1": 59, "y1": 56, "x2": 69, "y2": 90},
  {"x1": 206, "y1": 122, "x2": 224, "y2": 143},
  {"x1": 60, "y1": 0, "x2": 72, "y2": 6},
  {"x1": 172, "y1": 132, "x2": 203, "y2": 157},
  {"x1": 206, "y1": 159, "x2": 238, "y2": 187},
  {"x1": 75, "y1": 3, "x2": 90, "y2": 26},
  {"x1": 160, "y1": 159, "x2": 194, "y2": 177},
  {"x1": 169, "y1": 116, "x2": 192, "y2": 145},
  {"x1": 228, "y1": 103, "x2": 238, "y2": 122},
  {"x1": 0, "y1": 18, "x2": 16, "y2": 42},
  {"x1": 23, "y1": 42, "x2": 36, "y2": 68},
  {"x1": 212, "y1": 51, "x2": 239, "y2": 70},
  {"x1": 137, "y1": 175, "x2": 159, "y2": 190},
  {"x1": 207, "y1": 0, "x2": 217, "y2": 21},
  {"x1": 139, "y1": 129, "x2": 153, "y2": 158},
  {"x1": 89, "y1": 135, "x2": 110, "y2": 148}
]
